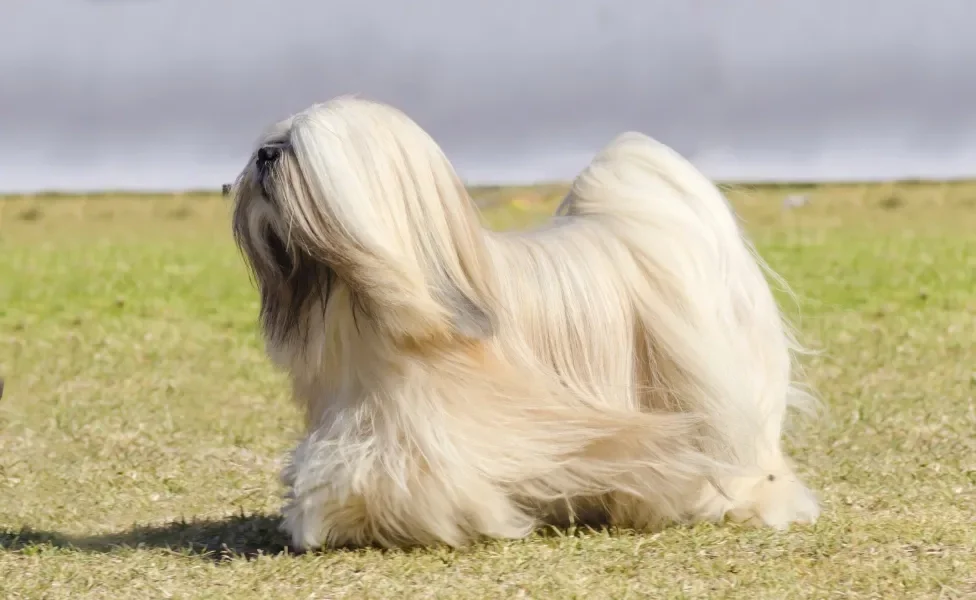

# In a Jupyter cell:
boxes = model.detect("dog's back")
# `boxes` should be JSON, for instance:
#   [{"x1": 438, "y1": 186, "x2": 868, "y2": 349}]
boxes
[{"x1": 487, "y1": 219, "x2": 644, "y2": 409}]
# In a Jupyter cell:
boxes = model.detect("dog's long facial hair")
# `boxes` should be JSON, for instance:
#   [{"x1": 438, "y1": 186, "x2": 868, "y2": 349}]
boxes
[
  {"x1": 232, "y1": 134, "x2": 336, "y2": 352},
  {"x1": 230, "y1": 97, "x2": 821, "y2": 551}
]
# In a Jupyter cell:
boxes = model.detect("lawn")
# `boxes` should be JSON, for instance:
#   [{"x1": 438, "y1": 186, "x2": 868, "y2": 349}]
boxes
[{"x1": 1, "y1": 181, "x2": 974, "y2": 599}]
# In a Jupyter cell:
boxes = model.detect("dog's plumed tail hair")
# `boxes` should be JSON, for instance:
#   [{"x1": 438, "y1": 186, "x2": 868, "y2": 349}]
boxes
[{"x1": 561, "y1": 132, "x2": 808, "y2": 469}]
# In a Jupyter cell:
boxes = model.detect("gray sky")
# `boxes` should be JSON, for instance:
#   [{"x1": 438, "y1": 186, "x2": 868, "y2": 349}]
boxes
[{"x1": 2, "y1": 0, "x2": 975, "y2": 192}]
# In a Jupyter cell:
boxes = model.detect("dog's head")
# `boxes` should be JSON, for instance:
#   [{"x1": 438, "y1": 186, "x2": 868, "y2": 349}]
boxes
[{"x1": 231, "y1": 97, "x2": 497, "y2": 353}]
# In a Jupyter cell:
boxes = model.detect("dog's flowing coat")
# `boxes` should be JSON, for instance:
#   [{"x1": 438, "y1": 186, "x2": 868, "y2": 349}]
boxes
[{"x1": 231, "y1": 97, "x2": 821, "y2": 550}]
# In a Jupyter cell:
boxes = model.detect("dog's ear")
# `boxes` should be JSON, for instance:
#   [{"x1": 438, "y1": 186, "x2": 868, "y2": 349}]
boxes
[
  {"x1": 423, "y1": 176, "x2": 498, "y2": 341},
  {"x1": 333, "y1": 218, "x2": 498, "y2": 343},
  {"x1": 321, "y1": 245, "x2": 497, "y2": 343},
  {"x1": 436, "y1": 276, "x2": 495, "y2": 340}
]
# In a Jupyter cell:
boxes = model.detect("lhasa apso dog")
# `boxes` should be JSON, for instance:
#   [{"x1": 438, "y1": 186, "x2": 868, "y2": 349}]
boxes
[{"x1": 231, "y1": 97, "x2": 821, "y2": 550}]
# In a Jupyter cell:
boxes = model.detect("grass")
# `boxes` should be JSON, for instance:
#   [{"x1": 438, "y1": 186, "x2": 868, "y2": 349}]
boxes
[{"x1": 1, "y1": 181, "x2": 975, "y2": 599}]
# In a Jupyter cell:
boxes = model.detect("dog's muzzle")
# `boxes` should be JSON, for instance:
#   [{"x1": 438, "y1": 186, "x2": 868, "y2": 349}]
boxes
[
  {"x1": 257, "y1": 145, "x2": 281, "y2": 172},
  {"x1": 256, "y1": 144, "x2": 283, "y2": 198}
]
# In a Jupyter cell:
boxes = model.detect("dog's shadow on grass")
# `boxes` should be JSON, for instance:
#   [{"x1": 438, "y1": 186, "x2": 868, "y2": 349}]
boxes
[
  {"x1": 1, "y1": 512, "x2": 294, "y2": 562},
  {"x1": 3, "y1": 499, "x2": 638, "y2": 563},
  {"x1": 1, "y1": 514, "x2": 621, "y2": 563}
]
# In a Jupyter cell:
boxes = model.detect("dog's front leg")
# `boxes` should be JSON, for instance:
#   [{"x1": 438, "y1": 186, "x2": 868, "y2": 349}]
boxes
[
  {"x1": 278, "y1": 426, "x2": 534, "y2": 550},
  {"x1": 278, "y1": 433, "x2": 379, "y2": 550}
]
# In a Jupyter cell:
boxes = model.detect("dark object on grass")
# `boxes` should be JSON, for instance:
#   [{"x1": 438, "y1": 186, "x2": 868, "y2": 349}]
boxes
[
  {"x1": 222, "y1": 183, "x2": 233, "y2": 196},
  {"x1": 0, "y1": 377, "x2": 4, "y2": 400},
  {"x1": 879, "y1": 194, "x2": 904, "y2": 210}
]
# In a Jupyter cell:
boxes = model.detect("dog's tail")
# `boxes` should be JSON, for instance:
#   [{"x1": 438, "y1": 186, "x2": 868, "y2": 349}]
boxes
[{"x1": 561, "y1": 132, "x2": 812, "y2": 467}]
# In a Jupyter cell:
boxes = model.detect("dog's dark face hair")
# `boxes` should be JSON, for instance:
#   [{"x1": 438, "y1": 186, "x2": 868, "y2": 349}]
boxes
[{"x1": 231, "y1": 141, "x2": 336, "y2": 346}]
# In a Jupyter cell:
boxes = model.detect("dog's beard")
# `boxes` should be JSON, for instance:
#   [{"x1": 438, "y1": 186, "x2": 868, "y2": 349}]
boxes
[
  {"x1": 264, "y1": 224, "x2": 293, "y2": 275},
  {"x1": 233, "y1": 169, "x2": 336, "y2": 347},
  {"x1": 258, "y1": 230, "x2": 336, "y2": 347}
]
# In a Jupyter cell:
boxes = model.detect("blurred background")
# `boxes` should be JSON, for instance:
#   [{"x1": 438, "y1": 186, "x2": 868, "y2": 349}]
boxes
[{"x1": 2, "y1": 0, "x2": 975, "y2": 193}]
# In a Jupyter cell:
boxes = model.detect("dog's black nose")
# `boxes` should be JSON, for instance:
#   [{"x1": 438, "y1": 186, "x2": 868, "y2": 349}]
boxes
[{"x1": 257, "y1": 145, "x2": 281, "y2": 168}]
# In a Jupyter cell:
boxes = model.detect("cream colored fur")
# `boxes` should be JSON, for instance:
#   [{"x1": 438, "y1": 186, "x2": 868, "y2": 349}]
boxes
[{"x1": 230, "y1": 96, "x2": 821, "y2": 550}]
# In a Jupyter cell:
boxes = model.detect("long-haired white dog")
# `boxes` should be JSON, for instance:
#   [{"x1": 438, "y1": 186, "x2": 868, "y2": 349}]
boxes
[{"x1": 230, "y1": 96, "x2": 821, "y2": 550}]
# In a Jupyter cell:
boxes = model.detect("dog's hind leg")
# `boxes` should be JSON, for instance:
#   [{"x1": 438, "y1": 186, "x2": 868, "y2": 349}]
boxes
[{"x1": 690, "y1": 456, "x2": 820, "y2": 529}]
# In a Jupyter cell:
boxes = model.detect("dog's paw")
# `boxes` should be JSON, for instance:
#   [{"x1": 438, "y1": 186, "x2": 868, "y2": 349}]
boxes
[
  {"x1": 727, "y1": 473, "x2": 820, "y2": 529},
  {"x1": 280, "y1": 491, "x2": 329, "y2": 551}
]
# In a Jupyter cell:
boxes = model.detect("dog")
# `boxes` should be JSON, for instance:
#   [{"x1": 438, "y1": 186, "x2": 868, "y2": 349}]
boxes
[{"x1": 230, "y1": 96, "x2": 821, "y2": 550}]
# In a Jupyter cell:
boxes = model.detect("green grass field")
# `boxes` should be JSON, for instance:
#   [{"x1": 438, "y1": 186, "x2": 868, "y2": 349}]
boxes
[{"x1": 1, "y1": 182, "x2": 975, "y2": 599}]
